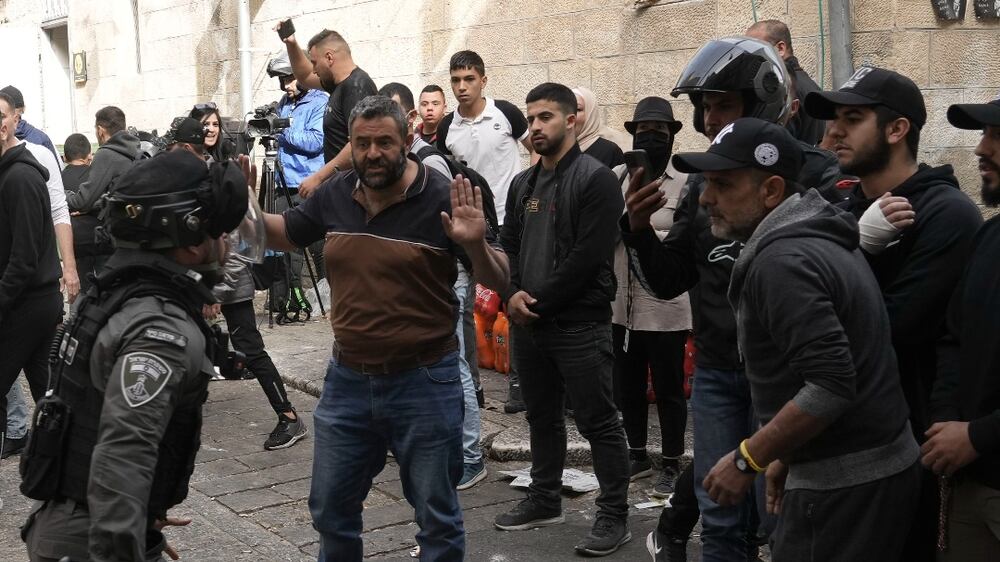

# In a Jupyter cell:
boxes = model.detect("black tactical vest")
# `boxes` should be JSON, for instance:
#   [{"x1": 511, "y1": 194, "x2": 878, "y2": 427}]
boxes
[{"x1": 45, "y1": 259, "x2": 218, "y2": 515}]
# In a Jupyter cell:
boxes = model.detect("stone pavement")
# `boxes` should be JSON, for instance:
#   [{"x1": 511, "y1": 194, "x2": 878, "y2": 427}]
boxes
[{"x1": 0, "y1": 313, "x2": 706, "y2": 561}]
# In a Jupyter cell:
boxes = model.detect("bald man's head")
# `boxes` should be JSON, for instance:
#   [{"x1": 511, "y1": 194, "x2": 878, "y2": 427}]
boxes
[{"x1": 746, "y1": 19, "x2": 793, "y2": 59}]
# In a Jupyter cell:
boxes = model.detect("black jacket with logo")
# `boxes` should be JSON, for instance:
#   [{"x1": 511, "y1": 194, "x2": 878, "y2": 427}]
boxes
[
  {"x1": 621, "y1": 143, "x2": 842, "y2": 370},
  {"x1": 500, "y1": 145, "x2": 624, "y2": 322}
]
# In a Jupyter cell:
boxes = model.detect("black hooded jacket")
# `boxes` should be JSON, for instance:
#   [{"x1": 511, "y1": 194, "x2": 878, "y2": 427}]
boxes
[
  {"x1": 729, "y1": 189, "x2": 915, "y2": 489},
  {"x1": 839, "y1": 164, "x2": 982, "y2": 438},
  {"x1": 0, "y1": 143, "x2": 61, "y2": 318},
  {"x1": 620, "y1": 143, "x2": 843, "y2": 370}
]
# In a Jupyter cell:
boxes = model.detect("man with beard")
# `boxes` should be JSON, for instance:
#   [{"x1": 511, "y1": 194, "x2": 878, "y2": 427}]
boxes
[
  {"x1": 276, "y1": 23, "x2": 378, "y2": 196},
  {"x1": 805, "y1": 67, "x2": 983, "y2": 561},
  {"x1": 689, "y1": 117, "x2": 920, "y2": 561},
  {"x1": 492, "y1": 82, "x2": 630, "y2": 557},
  {"x1": 922, "y1": 96, "x2": 1000, "y2": 561},
  {"x1": 624, "y1": 37, "x2": 804, "y2": 562},
  {"x1": 262, "y1": 95, "x2": 509, "y2": 561}
]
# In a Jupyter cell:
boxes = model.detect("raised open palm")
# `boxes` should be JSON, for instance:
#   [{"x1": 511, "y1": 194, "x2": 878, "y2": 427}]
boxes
[{"x1": 442, "y1": 175, "x2": 487, "y2": 245}]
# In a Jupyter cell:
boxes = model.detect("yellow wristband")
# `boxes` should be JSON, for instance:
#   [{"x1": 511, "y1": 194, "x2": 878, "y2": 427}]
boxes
[{"x1": 740, "y1": 439, "x2": 766, "y2": 473}]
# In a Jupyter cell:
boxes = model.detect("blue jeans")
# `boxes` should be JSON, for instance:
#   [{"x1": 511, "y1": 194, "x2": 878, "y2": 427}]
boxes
[
  {"x1": 691, "y1": 366, "x2": 756, "y2": 561},
  {"x1": 6, "y1": 382, "x2": 29, "y2": 439},
  {"x1": 454, "y1": 263, "x2": 481, "y2": 465},
  {"x1": 309, "y1": 353, "x2": 465, "y2": 562}
]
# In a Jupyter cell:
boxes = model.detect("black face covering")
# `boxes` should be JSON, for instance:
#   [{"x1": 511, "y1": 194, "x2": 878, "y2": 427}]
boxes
[{"x1": 633, "y1": 130, "x2": 674, "y2": 178}]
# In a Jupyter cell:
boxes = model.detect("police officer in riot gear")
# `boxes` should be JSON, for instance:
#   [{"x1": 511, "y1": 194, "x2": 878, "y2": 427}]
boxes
[{"x1": 19, "y1": 149, "x2": 253, "y2": 562}]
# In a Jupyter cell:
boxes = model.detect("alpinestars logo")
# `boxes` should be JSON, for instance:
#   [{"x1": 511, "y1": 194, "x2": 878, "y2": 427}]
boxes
[{"x1": 708, "y1": 240, "x2": 743, "y2": 263}]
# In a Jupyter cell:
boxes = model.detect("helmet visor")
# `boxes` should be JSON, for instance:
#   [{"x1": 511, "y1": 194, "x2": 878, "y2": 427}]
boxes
[
  {"x1": 225, "y1": 189, "x2": 267, "y2": 264},
  {"x1": 672, "y1": 37, "x2": 787, "y2": 97}
]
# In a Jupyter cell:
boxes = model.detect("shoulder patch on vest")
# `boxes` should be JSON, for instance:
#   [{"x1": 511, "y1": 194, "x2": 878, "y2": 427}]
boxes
[
  {"x1": 142, "y1": 328, "x2": 187, "y2": 348},
  {"x1": 120, "y1": 352, "x2": 173, "y2": 408}
]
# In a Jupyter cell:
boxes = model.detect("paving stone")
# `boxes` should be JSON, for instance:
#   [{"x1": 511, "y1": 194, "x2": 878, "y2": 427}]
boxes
[
  {"x1": 216, "y1": 487, "x2": 297, "y2": 513},
  {"x1": 271, "y1": 477, "x2": 313, "y2": 501},
  {"x1": 190, "y1": 458, "x2": 254, "y2": 483}
]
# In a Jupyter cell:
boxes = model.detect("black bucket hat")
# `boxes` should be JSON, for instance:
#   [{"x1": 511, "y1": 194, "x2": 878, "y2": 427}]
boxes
[{"x1": 625, "y1": 97, "x2": 683, "y2": 135}]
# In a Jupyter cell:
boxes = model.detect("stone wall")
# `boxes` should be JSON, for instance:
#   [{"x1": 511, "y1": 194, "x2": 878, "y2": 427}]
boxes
[{"x1": 1, "y1": 0, "x2": 997, "y2": 204}]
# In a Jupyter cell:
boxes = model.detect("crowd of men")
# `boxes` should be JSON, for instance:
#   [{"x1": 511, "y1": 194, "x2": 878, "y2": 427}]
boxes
[{"x1": 0, "y1": 14, "x2": 997, "y2": 562}]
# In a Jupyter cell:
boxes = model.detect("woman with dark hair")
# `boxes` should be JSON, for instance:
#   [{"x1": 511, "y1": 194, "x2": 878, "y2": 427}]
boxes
[{"x1": 190, "y1": 102, "x2": 236, "y2": 162}]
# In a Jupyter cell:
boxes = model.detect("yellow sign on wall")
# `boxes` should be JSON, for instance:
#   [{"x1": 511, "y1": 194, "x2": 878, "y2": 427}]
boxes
[{"x1": 73, "y1": 52, "x2": 87, "y2": 84}]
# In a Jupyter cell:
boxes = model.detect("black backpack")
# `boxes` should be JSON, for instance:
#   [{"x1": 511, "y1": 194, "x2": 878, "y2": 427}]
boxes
[{"x1": 416, "y1": 145, "x2": 500, "y2": 236}]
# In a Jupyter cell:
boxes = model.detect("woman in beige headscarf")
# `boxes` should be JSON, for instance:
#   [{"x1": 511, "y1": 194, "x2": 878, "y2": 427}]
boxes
[{"x1": 572, "y1": 86, "x2": 629, "y2": 169}]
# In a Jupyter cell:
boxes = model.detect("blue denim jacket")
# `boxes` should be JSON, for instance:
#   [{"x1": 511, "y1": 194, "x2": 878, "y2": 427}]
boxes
[{"x1": 276, "y1": 88, "x2": 328, "y2": 189}]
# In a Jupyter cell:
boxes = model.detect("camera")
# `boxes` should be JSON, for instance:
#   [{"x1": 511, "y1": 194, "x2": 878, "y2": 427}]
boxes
[{"x1": 246, "y1": 102, "x2": 291, "y2": 138}]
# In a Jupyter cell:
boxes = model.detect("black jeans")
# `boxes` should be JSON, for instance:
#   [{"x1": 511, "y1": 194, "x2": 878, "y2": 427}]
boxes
[
  {"x1": 612, "y1": 325, "x2": 688, "y2": 457},
  {"x1": 513, "y1": 319, "x2": 629, "y2": 519},
  {"x1": 221, "y1": 299, "x2": 292, "y2": 415},
  {"x1": 657, "y1": 461, "x2": 700, "y2": 538},
  {"x1": 771, "y1": 462, "x2": 920, "y2": 561},
  {"x1": 1, "y1": 291, "x2": 62, "y2": 435}
]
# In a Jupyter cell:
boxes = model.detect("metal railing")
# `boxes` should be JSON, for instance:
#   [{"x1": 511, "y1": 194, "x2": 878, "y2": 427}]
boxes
[{"x1": 42, "y1": 0, "x2": 69, "y2": 23}]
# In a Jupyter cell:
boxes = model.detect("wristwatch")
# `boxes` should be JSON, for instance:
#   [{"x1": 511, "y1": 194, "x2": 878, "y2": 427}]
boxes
[{"x1": 733, "y1": 446, "x2": 757, "y2": 475}]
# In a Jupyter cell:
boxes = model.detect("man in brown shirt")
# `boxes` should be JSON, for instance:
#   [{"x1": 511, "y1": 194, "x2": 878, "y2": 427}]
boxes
[{"x1": 263, "y1": 95, "x2": 508, "y2": 561}]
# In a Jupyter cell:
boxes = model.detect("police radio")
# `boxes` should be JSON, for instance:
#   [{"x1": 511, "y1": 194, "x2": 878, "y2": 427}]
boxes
[{"x1": 19, "y1": 324, "x2": 74, "y2": 500}]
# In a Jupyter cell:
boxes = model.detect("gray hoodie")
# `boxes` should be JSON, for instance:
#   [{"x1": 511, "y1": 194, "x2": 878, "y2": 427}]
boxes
[
  {"x1": 66, "y1": 130, "x2": 140, "y2": 214},
  {"x1": 728, "y1": 189, "x2": 917, "y2": 491}
]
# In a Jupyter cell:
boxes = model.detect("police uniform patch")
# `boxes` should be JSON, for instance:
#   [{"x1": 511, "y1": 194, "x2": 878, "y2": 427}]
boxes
[
  {"x1": 120, "y1": 352, "x2": 173, "y2": 408},
  {"x1": 143, "y1": 328, "x2": 187, "y2": 348}
]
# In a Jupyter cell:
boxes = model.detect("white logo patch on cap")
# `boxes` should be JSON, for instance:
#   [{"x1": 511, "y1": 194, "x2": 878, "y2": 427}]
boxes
[
  {"x1": 754, "y1": 143, "x2": 779, "y2": 166},
  {"x1": 712, "y1": 122, "x2": 736, "y2": 146},
  {"x1": 841, "y1": 66, "x2": 874, "y2": 90}
]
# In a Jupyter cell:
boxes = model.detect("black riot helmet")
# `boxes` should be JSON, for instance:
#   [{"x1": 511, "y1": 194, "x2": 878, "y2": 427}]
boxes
[
  {"x1": 267, "y1": 52, "x2": 293, "y2": 78},
  {"x1": 103, "y1": 150, "x2": 249, "y2": 251},
  {"x1": 671, "y1": 36, "x2": 792, "y2": 135}
]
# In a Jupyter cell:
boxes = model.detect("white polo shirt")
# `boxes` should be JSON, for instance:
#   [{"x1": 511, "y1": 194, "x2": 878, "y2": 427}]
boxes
[{"x1": 437, "y1": 97, "x2": 528, "y2": 225}]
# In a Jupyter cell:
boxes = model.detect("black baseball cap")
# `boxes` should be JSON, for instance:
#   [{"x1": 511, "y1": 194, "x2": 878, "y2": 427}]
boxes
[
  {"x1": 804, "y1": 66, "x2": 927, "y2": 129},
  {"x1": 672, "y1": 118, "x2": 803, "y2": 181},
  {"x1": 947, "y1": 95, "x2": 1000, "y2": 130},
  {"x1": 172, "y1": 117, "x2": 207, "y2": 145}
]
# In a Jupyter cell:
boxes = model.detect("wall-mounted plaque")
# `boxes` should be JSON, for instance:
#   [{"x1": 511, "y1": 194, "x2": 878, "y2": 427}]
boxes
[
  {"x1": 931, "y1": 0, "x2": 967, "y2": 19},
  {"x1": 73, "y1": 51, "x2": 87, "y2": 84},
  {"x1": 974, "y1": 0, "x2": 1000, "y2": 18}
]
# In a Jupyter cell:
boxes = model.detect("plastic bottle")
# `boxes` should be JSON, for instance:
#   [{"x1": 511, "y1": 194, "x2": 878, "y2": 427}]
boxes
[
  {"x1": 475, "y1": 311, "x2": 495, "y2": 370},
  {"x1": 493, "y1": 312, "x2": 509, "y2": 374}
]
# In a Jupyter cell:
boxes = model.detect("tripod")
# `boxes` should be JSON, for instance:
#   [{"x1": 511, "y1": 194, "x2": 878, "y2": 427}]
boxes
[{"x1": 258, "y1": 136, "x2": 327, "y2": 328}]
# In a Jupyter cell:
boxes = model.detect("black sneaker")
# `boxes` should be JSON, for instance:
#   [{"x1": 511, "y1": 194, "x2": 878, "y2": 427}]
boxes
[
  {"x1": 575, "y1": 515, "x2": 631, "y2": 556},
  {"x1": 494, "y1": 498, "x2": 564, "y2": 531},
  {"x1": 503, "y1": 384, "x2": 526, "y2": 414},
  {"x1": 651, "y1": 466, "x2": 679, "y2": 498},
  {"x1": 646, "y1": 530, "x2": 687, "y2": 561},
  {"x1": 1, "y1": 433, "x2": 27, "y2": 459},
  {"x1": 629, "y1": 454, "x2": 654, "y2": 481},
  {"x1": 264, "y1": 413, "x2": 308, "y2": 450}
]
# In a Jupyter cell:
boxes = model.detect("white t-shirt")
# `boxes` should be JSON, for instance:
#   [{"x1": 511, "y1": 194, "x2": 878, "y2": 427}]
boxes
[
  {"x1": 438, "y1": 97, "x2": 528, "y2": 225},
  {"x1": 22, "y1": 140, "x2": 70, "y2": 226}
]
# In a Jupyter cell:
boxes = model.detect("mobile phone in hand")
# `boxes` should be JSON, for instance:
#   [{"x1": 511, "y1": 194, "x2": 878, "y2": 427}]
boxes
[
  {"x1": 277, "y1": 19, "x2": 296, "y2": 40},
  {"x1": 624, "y1": 149, "x2": 652, "y2": 187}
]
